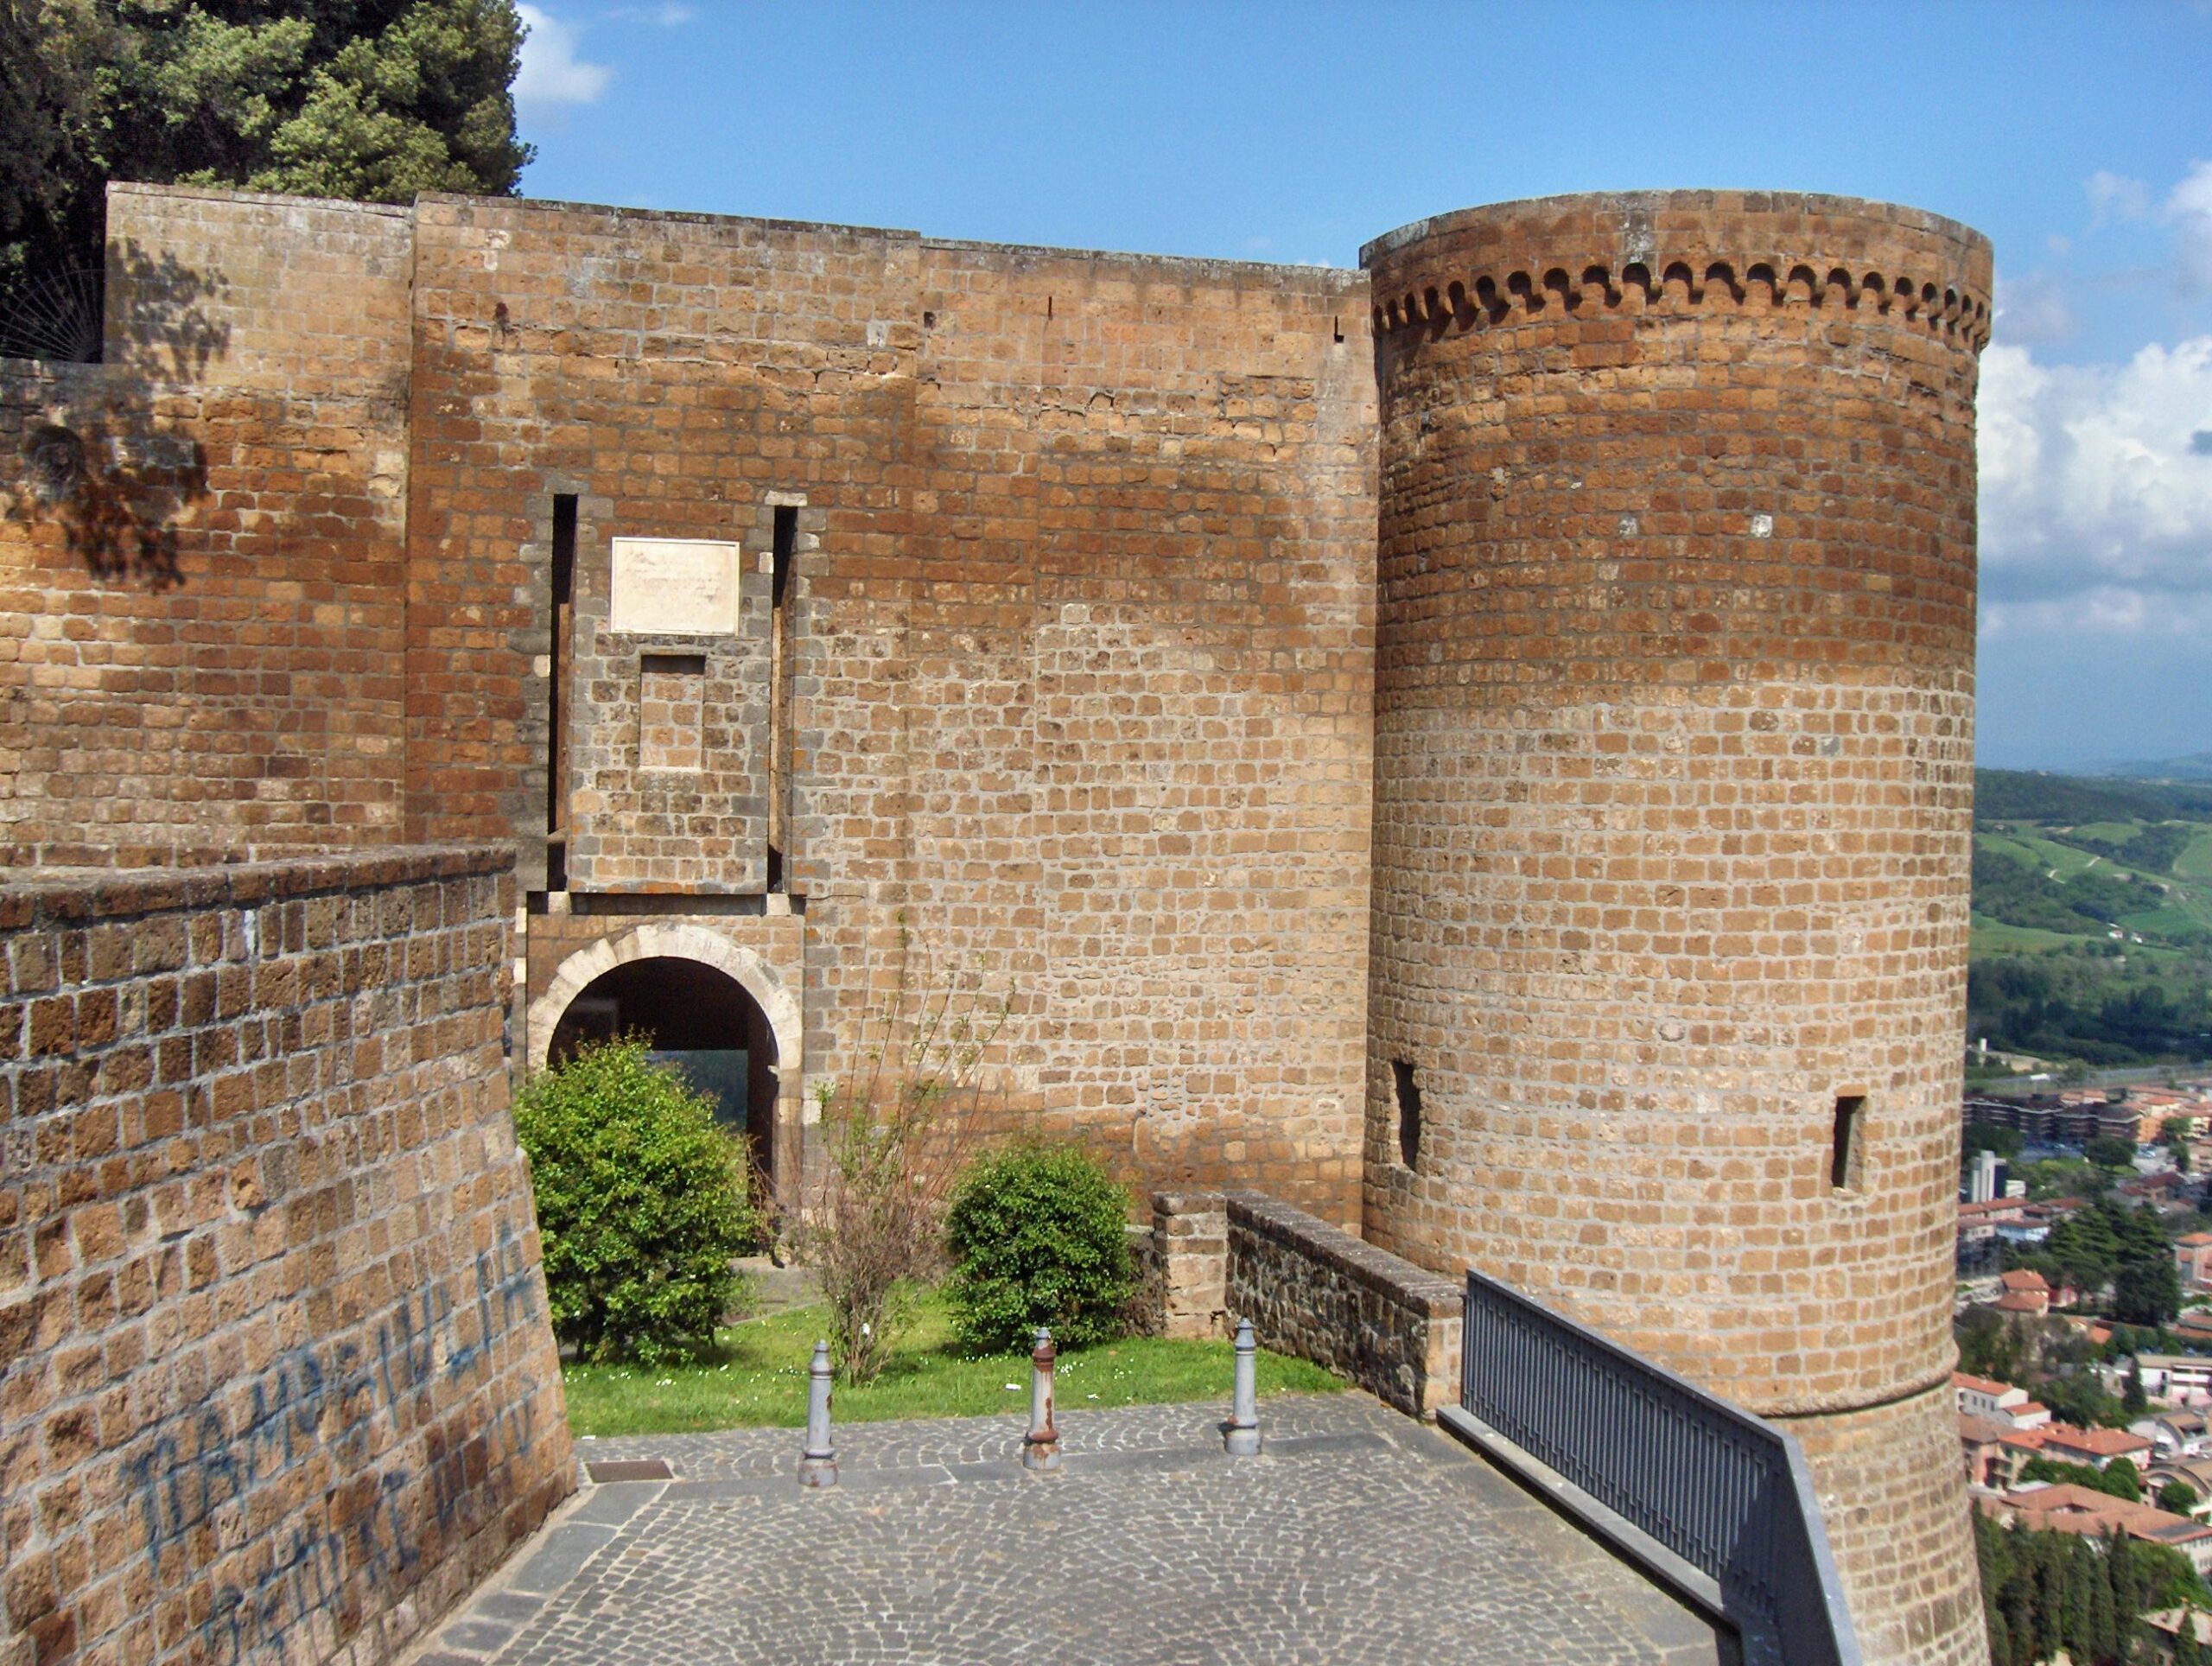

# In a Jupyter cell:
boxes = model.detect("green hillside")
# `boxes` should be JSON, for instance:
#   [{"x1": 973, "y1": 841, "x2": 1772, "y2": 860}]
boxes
[{"x1": 1967, "y1": 771, "x2": 2212, "y2": 1074}]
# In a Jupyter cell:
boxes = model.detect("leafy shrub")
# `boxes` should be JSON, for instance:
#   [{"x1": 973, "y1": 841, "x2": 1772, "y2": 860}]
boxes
[
  {"x1": 2018, "y1": 1454, "x2": 2140, "y2": 1500},
  {"x1": 945, "y1": 1143, "x2": 1134, "y2": 1355},
  {"x1": 512, "y1": 1040, "x2": 758, "y2": 1364}
]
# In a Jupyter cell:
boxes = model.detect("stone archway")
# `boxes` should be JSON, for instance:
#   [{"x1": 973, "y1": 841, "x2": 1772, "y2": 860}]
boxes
[
  {"x1": 529, "y1": 924, "x2": 801, "y2": 1075},
  {"x1": 527, "y1": 925, "x2": 804, "y2": 1204}
]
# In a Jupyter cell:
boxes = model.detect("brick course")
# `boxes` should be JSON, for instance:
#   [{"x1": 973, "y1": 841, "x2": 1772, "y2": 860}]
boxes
[
  {"x1": 1361, "y1": 191, "x2": 1990, "y2": 1665},
  {"x1": 0, "y1": 847, "x2": 572, "y2": 1666},
  {"x1": 0, "y1": 188, "x2": 414, "y2": 862},
  {"x1": 0, "y1": 182, "x2": 1993, "y2": 1656}
]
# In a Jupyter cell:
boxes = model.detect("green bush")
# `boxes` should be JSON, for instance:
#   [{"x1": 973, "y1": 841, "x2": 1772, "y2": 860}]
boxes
[
  {"x1": 944, "y1": 1143, "x2": 1135, "y2": 1355},
  {"x1": 512, "y1": 1040, "x2": 758, "y2": 1364}
]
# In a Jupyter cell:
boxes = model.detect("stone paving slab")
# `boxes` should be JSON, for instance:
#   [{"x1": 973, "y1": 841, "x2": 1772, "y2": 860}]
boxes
[{"x1": 404, "y1": 1394, "x2": 1725, "y2": 1666}]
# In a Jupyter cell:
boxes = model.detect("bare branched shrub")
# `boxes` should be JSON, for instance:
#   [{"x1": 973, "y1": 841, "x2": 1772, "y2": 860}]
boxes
[{"x1": 802, "y1": 921, "x2": 1010, "y2": 1384}]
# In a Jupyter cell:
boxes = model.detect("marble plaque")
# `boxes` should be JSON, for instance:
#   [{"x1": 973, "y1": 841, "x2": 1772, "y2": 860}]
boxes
[{"x1": 609, "y1": 537, "x2": 741, "y2": 635}]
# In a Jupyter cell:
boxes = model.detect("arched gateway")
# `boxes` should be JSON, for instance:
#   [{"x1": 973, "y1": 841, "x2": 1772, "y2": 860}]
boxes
[{"x1": 527, "y1": 925, "x2": 803, "y2": 1195}]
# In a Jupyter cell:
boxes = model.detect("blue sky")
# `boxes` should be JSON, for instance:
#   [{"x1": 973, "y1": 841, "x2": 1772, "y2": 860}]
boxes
[{"x1": 512, "y1": 1, "x2": 2212, "y2": 772}]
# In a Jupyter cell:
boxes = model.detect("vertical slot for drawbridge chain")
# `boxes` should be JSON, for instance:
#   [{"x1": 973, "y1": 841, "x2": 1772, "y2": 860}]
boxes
[
  {"x1": 767, "y1": 505, "x2": 797, "y2": 892},
  {"x1": 547, "y1": 493, "x2": 576, "y2": 890}
]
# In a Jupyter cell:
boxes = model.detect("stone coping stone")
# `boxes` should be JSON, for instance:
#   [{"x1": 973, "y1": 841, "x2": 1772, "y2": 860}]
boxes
[{"x1": 0, "y1": 841, "x2": 513, "y2": 925}]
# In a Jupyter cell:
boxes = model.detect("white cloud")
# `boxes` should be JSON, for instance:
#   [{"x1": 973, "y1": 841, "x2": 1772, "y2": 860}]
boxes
[
  {"x1": 1979, "y1": 335, "x2": 2212, "y2": 638},
  {"x1": 606, "y1": 3, "x2": 695, "y2": 22},
  {"x1": 1993, "y1": 271, "x2": 2075, "y2": 346},
  {"x1": 516, "y1": 5, "x2": 611, "y2": 109},
  {"x1": 2088, "y1": 169, "x2": 2153, "y2": 226},
  {"x1": 2164, "y1": 161, "x2": 2212, "y2": 295}
]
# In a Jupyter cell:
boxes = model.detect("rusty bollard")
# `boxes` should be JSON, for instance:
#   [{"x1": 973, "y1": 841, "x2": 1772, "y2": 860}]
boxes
[
  {"x1": 1224, "y1": 1318, "x2": 1261, "y2": 1456},
  {"x1": 1022, "y1": 1326, "x2": 1062, "y2": 1472},
  {"x1": 799, "y1": 1339, "x2": 838, "y2": 1488}
]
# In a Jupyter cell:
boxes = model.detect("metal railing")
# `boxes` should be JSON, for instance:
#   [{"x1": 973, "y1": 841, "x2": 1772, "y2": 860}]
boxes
[{"x1": 1459, "y1": 1269, "x2": 1861, "y2": 1666}]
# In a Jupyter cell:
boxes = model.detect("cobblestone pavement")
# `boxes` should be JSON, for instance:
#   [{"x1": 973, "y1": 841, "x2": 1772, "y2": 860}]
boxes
[{"x1": 405, "y1": 1394, "x2": 1724, "y2": 1666}]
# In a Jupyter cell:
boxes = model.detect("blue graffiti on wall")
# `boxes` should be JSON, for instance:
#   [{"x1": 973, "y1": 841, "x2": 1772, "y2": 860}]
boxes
[{"x1": 119, "y1": 1222, "x2": 544, "y2": 1664}]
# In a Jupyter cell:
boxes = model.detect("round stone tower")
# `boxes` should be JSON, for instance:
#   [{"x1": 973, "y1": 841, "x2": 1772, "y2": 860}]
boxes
[{"x1": 1361, "y1": 193, "x2": 1990, "y2": 1665}]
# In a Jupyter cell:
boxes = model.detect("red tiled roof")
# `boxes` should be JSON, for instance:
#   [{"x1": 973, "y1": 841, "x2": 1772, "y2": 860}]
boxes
[
  {"x1": 2041, "y1": 1425, "x2": 2154, "y2": 1459},
  {"x1": 1989, "y1": 1483, "x2": 2212, "y2": 1544},
  {"x1": 1954, "y1": 1371, "x2": 2020, "y2": 1397}
]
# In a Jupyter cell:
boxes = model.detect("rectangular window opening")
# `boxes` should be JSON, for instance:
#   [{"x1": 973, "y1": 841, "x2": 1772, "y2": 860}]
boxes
[
  {"x1": 1830, "y1": 1095, "x2": 1866, "y2": 1192},
  {"x1": 1393, "y1": 1060, "x2": 1422, "y2": 1172}
]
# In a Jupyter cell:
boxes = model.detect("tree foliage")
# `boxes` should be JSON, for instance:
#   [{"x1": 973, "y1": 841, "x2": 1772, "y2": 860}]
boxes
[
  {"x1": 1960, "y1": 1307, "x2": 2024, "y2": 1383},
  {"x1": 512, "y1": 1040, "x2": 758, "y2": 1365},
  {"x1": 1976, "y1": 770, "x2": 2212, "y2": 830},
  {"x1": 2018, "y1": 1455, "x2": 2142, "y2": 1502},
  {"x1": 2021, "y1": 1196, "x2": 2183, "y2": 1327},
  {"x1": 2038, "y1": 1370, "x2": 2133, "y2": 1433},
  {"x1": 1966, "y1": 1122, "x2": 2028, "y2": 1162},
  {"x1": 2086, "y1": 1135, "x2": 2140, "y2": 1171},
  {"x1": 1, "y1": 1, "x2": 530, "y2": 297},
  {"x1": 1975, "y1": 1511, "x2": 2210, "y2": 1665}
]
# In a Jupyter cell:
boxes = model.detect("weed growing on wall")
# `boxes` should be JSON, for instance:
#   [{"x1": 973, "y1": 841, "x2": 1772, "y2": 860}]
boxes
[
  {"x1": 804, "y1": 923, "x2": 1010, "y2": 1384},
  {"x1": 513, "y1": 1040, "x2": 759, "y2": 1364}
]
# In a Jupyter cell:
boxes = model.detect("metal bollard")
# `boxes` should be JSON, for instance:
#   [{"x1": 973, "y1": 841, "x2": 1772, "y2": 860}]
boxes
[
  {"x1": 799, "y1": 1339, "x2": 838, "y2": 1487},
  {"x1": 1224, "y1": 1318, "x2": 1261, "y2": 1456},
  {"x1": 1022, "y1": 1326, "x2": 1062, "y2": 1472}
]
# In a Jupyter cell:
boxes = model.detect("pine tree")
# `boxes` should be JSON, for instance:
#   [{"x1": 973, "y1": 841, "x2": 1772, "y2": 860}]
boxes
[
  {"x1": 2086, "y1": 1536, "x2": 2118, "y2": 1663},
  {"x1": 2065, "y1": 1538, "x2": 2098, "y2": 1663},
  {"x1": 2, "y1": 2, "x2": 529, "y2": 304}
]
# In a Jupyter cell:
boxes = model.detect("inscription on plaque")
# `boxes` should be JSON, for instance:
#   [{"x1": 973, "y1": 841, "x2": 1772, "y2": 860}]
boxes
[{"x1": 609, "y1": 537, "x2": 741, "y2": 635}]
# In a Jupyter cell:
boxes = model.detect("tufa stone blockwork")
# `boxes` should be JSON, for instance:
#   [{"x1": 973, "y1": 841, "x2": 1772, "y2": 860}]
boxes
[
  {"x1": 0, "y1": 847, "x2": 572, "y2": 1666},
  {"x1": 1151, "y1": 1190, "x2": 1464, "y2": 1419},
  {"x1": 1361, "y1": 191, "x2": 1989, "y2": 1664},
  {"x1": 0, "y1": 188, "x2": 415, "y2": 863},
  {"x1": 0, "y1": 183, "x2": 1993, "y2": 1661}
]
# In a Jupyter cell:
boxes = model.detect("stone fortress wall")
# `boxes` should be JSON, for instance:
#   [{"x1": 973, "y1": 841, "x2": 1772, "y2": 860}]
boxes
[
  {"x1": 0, "y1": 182, "x2": 1990, "y2": 1663},
  {"x1": 0, "y1": 848, "x2": 571, "y2": 1666}
]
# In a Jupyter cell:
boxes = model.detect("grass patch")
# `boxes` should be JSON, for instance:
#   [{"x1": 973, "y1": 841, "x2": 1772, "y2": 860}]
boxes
[
  {"x1": 2173, "y1": 830, "x2": 2212, "y2": 881},
  {"x1": 563, "y1": 1287, "x2": 1347, "y2": 1437},
  {"x1": 2015, "y1": 833, "x2": 2105, "y2": 880},
  {"x1": 1970, "y1": 912, "x2": 2092, "y2": 954},
  {"x1": 2070, "y1": 820, "x2": 2144, "y2": 845}
]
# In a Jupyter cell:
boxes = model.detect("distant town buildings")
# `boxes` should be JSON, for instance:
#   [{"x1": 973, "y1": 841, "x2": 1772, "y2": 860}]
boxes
[
  {"x1": 1964, "y1": 1081, "x2": 2212, "y2": 1150},
  {"x1": 1978, "y1": 1483, "x2": 2212, "y2": 1576},
  {"x1": 2177, "y1": 1231, "x2": 2212, "y2": 1293}
]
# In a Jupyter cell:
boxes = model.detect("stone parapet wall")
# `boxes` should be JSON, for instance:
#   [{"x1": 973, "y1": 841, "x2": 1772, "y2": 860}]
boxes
[
  {"x1": 1152, "y1": 1191, "x2": 1461, "y2": 1417},
  {"x1": 0, "y1": 846, "x2": 573, "y2": 1666},
  {"x1": 1152, "y1": 1192, "x2": 1229, "y2": 1340}
]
